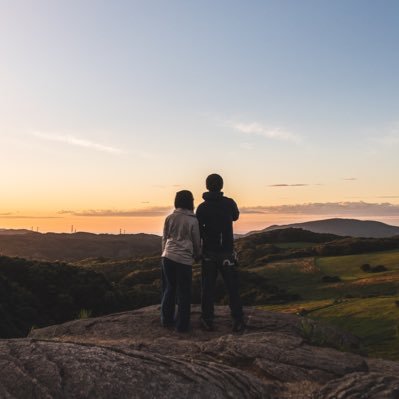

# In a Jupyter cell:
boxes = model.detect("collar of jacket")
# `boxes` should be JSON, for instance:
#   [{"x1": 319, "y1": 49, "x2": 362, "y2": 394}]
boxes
[
  {"x1": 173, "y1": 208, "x2": 196, "y2": 216},
  {"x1": 202, "y1": 191, "x2": 224, "y2": 201}
]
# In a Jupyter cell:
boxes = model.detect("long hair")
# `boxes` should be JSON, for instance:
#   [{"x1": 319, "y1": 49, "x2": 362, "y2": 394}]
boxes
[{"x1": 174, "y1": 190, "x2": 194, "y2": 211}]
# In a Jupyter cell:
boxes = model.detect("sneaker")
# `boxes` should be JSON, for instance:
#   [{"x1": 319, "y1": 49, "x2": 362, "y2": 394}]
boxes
[
  {"x1": 200, "y1": 316, "x2": 214, "y2": 331},
  {"x1": 232, "y1": 319, "x2": 246, "y2": 333}
]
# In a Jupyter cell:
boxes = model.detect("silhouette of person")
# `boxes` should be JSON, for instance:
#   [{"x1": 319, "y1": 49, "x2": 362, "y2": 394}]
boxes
[
  {"x1": 196, "y1": 174, "x2": 244, "y2": 332},
  {"x1": 161, "y1": 190, "x2": 201, "y2": 332}
]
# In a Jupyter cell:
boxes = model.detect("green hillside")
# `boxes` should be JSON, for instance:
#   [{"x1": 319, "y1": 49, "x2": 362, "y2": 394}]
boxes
[
  {"x1": 2, "y1": 227, "x2": 399, "y2": 360},
  {"x1": 259, "y1": 250, "x2": 399, "y2": 359}
]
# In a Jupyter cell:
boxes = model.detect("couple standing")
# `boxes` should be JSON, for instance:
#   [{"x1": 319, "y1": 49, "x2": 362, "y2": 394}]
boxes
[{"x1": 161, "y1": 173, "x2": 244, "y2": 333}]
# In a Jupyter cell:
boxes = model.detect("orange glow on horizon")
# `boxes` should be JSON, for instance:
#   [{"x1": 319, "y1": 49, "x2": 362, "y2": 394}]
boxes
[{"x1": 2, "y1": 212, "x2": 399, "y2": 235}]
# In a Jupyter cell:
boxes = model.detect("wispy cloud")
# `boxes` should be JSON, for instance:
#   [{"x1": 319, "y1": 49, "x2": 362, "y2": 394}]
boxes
[
  {"x1": 230, "y1": 122, "x2": 300, "y2": 143},
  {"x1": 269, "y1": 183, "x2": 309, "y2": 187},
  {"x1": 241, "y1": 202, "x2": 399, "y2": 217},
  {"x1": 59, "y1": 207, "x2": 171, "y2": 218},
  {"x1": 343, "y1": 177, "x2": 357, "y2": 181},
  {"x1": 32, "y1": 132, "x2": 124, "y2": 154}
]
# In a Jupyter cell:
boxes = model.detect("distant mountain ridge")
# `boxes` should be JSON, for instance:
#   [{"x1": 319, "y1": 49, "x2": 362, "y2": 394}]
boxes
[
  {"x1": 0, "y1": 229, "x2": 35, "y2": 235},
  {"x1": 246, "y1": 218, "x2": 399, "y2": 238},
  {"x1": 0, "y1": 231, "x2": 161, "y2": 261}
]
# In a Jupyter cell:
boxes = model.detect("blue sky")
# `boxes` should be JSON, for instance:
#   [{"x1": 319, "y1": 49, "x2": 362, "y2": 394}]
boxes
[{"x1": 1, "y1": 0, "x2": 399, "y2": 232}]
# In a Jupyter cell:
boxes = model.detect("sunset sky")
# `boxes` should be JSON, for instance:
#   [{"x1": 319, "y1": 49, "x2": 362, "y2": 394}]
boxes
[{"x1": 1, "y1": 0, "x2": 399, "y2": 234}]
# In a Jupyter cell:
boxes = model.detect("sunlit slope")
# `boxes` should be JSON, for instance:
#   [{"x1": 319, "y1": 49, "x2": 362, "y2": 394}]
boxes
[
  {"x1": 258, "y1": 250, "x2": 399, "y2": 359},
  {"x1": 252, "y1": 250, "x2": 399, "y2": 299}
]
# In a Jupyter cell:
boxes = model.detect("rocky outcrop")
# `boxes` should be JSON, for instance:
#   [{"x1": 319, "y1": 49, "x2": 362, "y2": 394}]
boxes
[
  {"x1": 0, "y1": 305, "x2": 397, "y2": 398},
  {"x1": 0, "y1": 339, "x2": 269, "y2": 398}
]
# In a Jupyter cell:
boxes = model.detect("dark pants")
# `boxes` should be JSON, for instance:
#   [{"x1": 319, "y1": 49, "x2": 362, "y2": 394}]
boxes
[
  {"x1": 201, "y1": 254, "x2": 243, "y2": 322},
  {"x1": 161, "y1": 257, "x2": 192, "y2": 332}
]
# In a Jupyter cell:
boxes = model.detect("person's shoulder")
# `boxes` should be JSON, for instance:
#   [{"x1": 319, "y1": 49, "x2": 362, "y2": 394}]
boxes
[
  {"x1": 222, "y1": 196, "x2": 237, "y2": 205},
  {"x1": 196, "y1": 201, "x2": 206, "y2": 212},
  {"x1": 164, "y1": 213, "x2": 173, "y2": 223}
]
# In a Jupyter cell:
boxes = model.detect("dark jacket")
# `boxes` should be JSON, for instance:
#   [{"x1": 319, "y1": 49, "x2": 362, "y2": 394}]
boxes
[{"x1": 196, "y1": 192, "x2": 239, "y2": 254}]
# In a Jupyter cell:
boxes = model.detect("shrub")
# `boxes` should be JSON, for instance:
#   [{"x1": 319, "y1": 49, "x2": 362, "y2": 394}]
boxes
[{"x1": 361, "y1": 264, "x2": 371, "y2": 272}]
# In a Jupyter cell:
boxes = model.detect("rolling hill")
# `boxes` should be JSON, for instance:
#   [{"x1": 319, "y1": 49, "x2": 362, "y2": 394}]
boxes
[
  {"x1": 247, "y1": 218, "x2": 399, "y2": 238},
  {"x1": 2, "y1": 225, "x2": 399, "y2": 360}
]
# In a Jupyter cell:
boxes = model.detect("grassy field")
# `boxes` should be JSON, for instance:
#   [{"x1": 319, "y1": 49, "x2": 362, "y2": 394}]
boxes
[{"x1": 256, "y1": 249, "x2": 399, "y2": 359}]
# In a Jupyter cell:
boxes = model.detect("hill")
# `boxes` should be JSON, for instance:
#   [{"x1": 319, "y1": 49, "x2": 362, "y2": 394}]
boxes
[
  {"x1": 235, "y1": 227, "x2": 399, "y2": 267},
  {"x1": 0, "y1": 231, "x2": 161, "y2": 261},
  {"x1": 3, "y1": 227, "x2": 399, "y2": 362},
  {"x1": 247, "y1": 218, "x2": 399, "y2": 238},
  {"x1": 0, "y1": 228, "x2": 34, "y2": 235},
  {"x1": 253, "y1": 248, "x2": 399, "y2": 359}
]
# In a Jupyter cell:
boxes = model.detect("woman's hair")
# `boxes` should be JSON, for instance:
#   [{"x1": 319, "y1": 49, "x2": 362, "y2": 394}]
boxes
[{"x1": 174, "y1": 190, "x2": 194, "y2": 211}]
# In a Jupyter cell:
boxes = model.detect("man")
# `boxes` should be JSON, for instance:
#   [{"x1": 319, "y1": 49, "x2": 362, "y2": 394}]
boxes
[{"x1": 196, "y1": 173, "x2": 245, "y2": 332}]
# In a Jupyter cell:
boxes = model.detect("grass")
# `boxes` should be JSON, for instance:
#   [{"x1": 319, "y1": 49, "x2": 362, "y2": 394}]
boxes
[
  {"x1": 262, "y1": 296, "x2": 399, "y2": 359},
  {"x1": 256, "y1": 248, "x2": 399, "y2": 359},
  {"x1": 77, "y1": 309, "x2": 92, "y2": 319},
  {"x1": 251, "y1": 258, "x2": 331, "y2": 300},
  {"x1": 252, "y1": 249, "x2": 399, "y2": 300},
  {"x1": 262, "y1": 299, "x2": 334, "y2": 314},
  {"x1": 316, "y1": 249, "x2": 399, "y2": 280},
  {"x1": 309, "y1": 297, "x2": 399, "y2": 360}
]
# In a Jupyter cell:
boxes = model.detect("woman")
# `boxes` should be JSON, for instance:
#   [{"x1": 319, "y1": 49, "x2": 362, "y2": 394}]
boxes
[{"x1": 161, "y1": 190, "x2": 201, "y2": 332}]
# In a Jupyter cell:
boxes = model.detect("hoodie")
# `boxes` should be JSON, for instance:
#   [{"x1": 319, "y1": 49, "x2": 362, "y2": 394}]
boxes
[{"x1": 196, "y1": 192, "x2": 239, "y2": 254}]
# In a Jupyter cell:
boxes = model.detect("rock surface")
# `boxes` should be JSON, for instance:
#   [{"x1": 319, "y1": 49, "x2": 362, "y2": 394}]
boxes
[{"x1": 0, "y1": 305, "x2": 397, "y2": 398}]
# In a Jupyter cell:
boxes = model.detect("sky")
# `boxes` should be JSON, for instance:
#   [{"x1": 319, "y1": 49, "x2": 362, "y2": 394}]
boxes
[{"x1": 1, "y1": 0, "x2": 399, "y2": 234}]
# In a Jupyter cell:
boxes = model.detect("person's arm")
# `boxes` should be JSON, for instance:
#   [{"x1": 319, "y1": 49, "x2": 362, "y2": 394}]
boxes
[
  {"x1": 161, "y1": 217, "x2": 169, "y2": 252},
  {"x1": 231, "y1": 199, "x2": 240, "y2": 221},
  {"x1": 192, "y1": 219, "x2": 202, "y2": 261},
  {"x1": 195, "y1": 205, "x2": 205, "y2": 238}
]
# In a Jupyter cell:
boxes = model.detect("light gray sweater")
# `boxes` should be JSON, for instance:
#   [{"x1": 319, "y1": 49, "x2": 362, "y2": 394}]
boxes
[{"x1": 162, "y1": 208, "x2": 201, "y2": 266}]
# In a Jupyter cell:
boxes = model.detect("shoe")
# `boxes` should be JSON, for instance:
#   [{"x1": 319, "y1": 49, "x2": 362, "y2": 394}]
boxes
[
  {"x1": 232, "y1": 319, "x2": 246, "y2": 333},
  {"x1": 200, "y1": 316, "x2": 214, "y2": 331}
]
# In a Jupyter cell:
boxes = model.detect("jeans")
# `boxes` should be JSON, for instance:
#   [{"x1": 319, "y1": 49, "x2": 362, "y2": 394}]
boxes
[
  {"x1": 161, "y1": 257, "x2": 192, "y2": 332},
  {"x1": 201, "y1": 253, "x2": 243, "y2": 322}
]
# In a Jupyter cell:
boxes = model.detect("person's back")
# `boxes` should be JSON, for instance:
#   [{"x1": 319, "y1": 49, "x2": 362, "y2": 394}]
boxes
[
  {"x1": 196, "y1": 191, "x2": 239, "y2": 254},
  {"x1": 162, "y1": 208, "x2": 200, "y2": 266},
  {"x1": 196, "y1": 174, "x2": 244, "y2": 332},
  {"x1": 161, "y1": 190, "x2": 200, "y2": 333}
]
